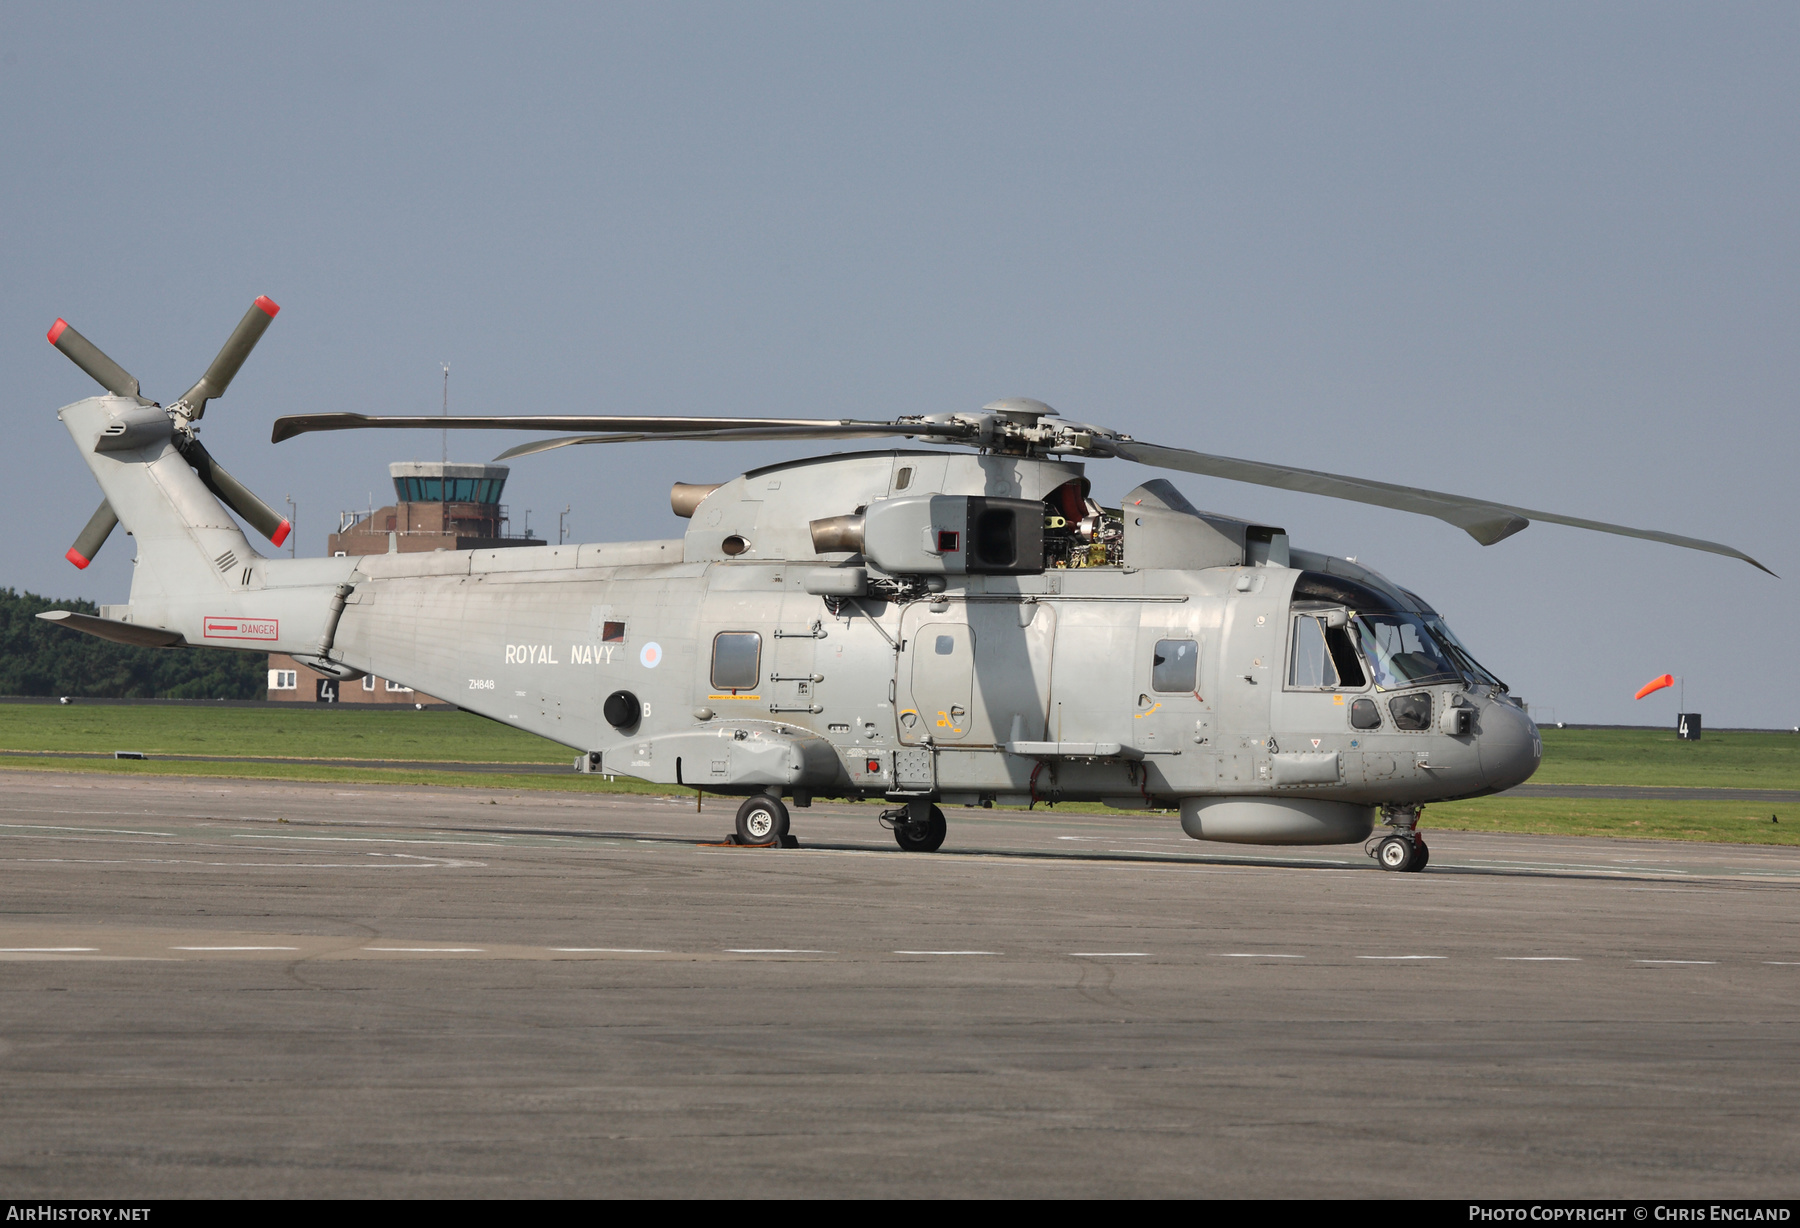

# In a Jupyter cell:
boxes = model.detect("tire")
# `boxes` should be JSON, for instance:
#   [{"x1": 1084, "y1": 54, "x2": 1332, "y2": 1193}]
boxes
[
  {"x1": 893, "y1": 804, "x2": 947, "y2": 853},
  {"x1": 735, "y1": 795, "x2": 789, "y2": 846},
  {"x1": 1408, "y1": 840, "x2": 1430, "y2": 872},
  {"x1": 1376, "y1": 835, "x2": 1415, "y2": 872}
]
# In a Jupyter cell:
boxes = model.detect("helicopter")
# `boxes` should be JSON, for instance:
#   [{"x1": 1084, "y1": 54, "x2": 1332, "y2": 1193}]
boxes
[{"x1": 38, "y1": 297, "x2": 1771, "y2": 870}]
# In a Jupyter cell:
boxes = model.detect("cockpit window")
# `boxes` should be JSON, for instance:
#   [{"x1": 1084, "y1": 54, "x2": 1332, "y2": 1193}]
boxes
[
  {"x1": 1421, "y1": 615, "x2": 1507, "y2": 691},
  {"x1": 1288, "y1": 614, "x2": 1367, "y2": 690},
  {"x1": 1352, "y1": 614, "x2": 1460, "y2": 690}
]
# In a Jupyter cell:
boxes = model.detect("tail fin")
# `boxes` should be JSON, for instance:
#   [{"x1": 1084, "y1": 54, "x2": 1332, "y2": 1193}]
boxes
[{"x1": 59, "y1": 394, "x2": 261, "y2": 603}]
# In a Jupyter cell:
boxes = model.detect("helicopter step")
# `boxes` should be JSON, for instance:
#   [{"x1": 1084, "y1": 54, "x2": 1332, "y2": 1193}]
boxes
[
  {"x1": 1367, "y1": 805, "x2": 1430, "y2": 873},
  {"x1": 878, "y1": 800, "x2": 947, "y2": 853}
]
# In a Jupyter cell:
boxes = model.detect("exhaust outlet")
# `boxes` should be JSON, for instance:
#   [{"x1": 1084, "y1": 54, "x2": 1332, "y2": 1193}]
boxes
[
  {"x1": 671, "y1": 483, "x2": 722, "y2": 518},
  {"x1": 809, "y1": 513, "x2": 865, "y2": 554}
]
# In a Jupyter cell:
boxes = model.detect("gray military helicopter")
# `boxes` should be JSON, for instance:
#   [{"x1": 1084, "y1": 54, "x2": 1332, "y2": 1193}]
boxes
[{"x1": 40, "y1": 298, "x2": 1771, "y2": 870}]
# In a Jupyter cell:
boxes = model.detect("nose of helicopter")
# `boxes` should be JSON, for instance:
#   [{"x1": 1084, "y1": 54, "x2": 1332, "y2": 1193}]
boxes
[{"x1": 1476, "y1": 697, "x2": 1541, "y2": 792}]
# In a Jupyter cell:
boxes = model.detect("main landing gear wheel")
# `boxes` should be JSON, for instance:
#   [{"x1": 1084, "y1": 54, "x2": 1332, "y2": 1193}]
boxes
[
  {"x1": 735, "y1": 795, "x2": 790, "y2": 846},
  {"x1": 1375, "y1": 835, "x2": 1427, "y2": 873},
  {"x1": 894, "y1": 804, "x2": 947, "y2": 853}
]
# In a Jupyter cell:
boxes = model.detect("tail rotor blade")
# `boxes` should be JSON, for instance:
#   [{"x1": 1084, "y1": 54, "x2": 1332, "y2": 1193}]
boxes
[
  {"x1": 179, "y1": 438, "x2": 291, "y2": 545},
  {"x1": 65, "y1": 500, "x2": 119, "y2": 569},
  {"x1": 46, "y1": 319, "x2": 141, "y2": 399},
  {"x1": 174, "y1": 296, "x2": 280, "y2": 420}
]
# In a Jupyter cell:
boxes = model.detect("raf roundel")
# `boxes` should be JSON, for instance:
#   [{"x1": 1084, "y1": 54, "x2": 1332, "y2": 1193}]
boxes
[{"x1": 639, "y1": 642, "x2": 663, "y2": 669}]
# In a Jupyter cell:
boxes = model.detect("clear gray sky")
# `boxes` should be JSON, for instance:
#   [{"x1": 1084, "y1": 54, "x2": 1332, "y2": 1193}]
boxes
[{"x1": 3, "y1": 3, "x2": 1794, "y2": 725}]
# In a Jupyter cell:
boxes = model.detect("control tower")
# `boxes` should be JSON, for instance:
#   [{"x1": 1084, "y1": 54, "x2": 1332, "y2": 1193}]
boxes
[{"x1": 328, "y1": 461, "x2": 545, "y2": 556}]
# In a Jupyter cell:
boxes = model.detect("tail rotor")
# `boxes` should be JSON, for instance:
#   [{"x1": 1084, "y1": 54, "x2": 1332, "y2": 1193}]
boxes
[{"x1": 47, "y1": 296, "x2": 292, "y2": 564}]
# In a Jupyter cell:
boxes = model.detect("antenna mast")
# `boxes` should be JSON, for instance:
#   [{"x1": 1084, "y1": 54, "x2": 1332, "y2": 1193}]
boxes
[{"x1": 440, "y1": 363, "x2": 450, "y2": 464}]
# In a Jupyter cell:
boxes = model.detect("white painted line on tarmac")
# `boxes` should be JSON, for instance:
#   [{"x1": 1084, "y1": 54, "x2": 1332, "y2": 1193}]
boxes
[
  {"x1": 552, "y1": 947, "x2": 667, "y2": 953},
  {"x1": 171, "y1": 946, "x2": 299, "y2": 951},
  {"x1": 1, "y1": 823, "x2": 174, "y2": 837},
  {"x1": 1764, "y1": 961, "x2": 1800, "y2": 966},
  {"x1": 1635, "y1": 959, "x2": 1717, "y2": 965},
  {"x1": 362, "y1": 943, "x2": 490, "y2": 953},
  {"x1": 894, "y1": 950, "x2": 997, "y2": 955},
  {"x1": 727, "y1": 948, "x2": 830, "y2": 954},
  {"x1": 0, "y1": 947, "x2": 98, "y2": 952},
  {"x1": 1359, "y1": 955, "x2": 1447, "y2": 960},
  {"x1": 1070, "y1": 952, "x2": 1148, "y2": 957},
  {"x1": 1218, "y1": 953, "x2": 1303, "y2": 958},
  {"x1": 1498, "y1": 956, "x2": 1581, "y2": 961}
]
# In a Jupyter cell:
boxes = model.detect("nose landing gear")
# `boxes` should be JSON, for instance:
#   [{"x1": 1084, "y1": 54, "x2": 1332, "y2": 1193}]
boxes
[
  {"x1": 878, "y1": 800, "x2": 947, "y2": 852},
  {"x1": 1368, "y1": 805, "x2": 1429, "y2": 872}
]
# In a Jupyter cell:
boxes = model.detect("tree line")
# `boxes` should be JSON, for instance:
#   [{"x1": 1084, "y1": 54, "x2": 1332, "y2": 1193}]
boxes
[{"x1": 0, "y1": 587, "x2": 267, "y2": 699}]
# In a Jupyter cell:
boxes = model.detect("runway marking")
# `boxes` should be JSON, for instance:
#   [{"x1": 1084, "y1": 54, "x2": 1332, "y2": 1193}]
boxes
[
  {"x1": 1764, "y1": 961, "x2": 1800, "y2": 966},
  {"x1": 235, "y1": 834, "x2": 506, "y2": 850},
  {"x1": 894, "y1": 950, "x2": 997, "y2": 955},
  {"x1": 1070, "y1": 952, "x2": 1148, "y2": 957},
  {"x1": 363, "y1": 946, "x2": 486, "y2": 953},
  {"x1": 552, "y1": 947, "x2": 667, "y2": 953},
  {"x1": 171, "y1": 946, "x2": 299, "y2": 951},
  {"x1": 1635, "y1": 959, "x2": 1717, "y2": 965},
  {"x1": 1498, "y1": 956, "x2": 1581, "y2": 961},
  {"x1": 1218, "y1": 953, "x2": 1303, "y2": 959},
  {"x1": 1359, "y1": 955, "x2": 1447, "y2": 960},
  {"x1": 0, "y1": 947, "x2": 98, "y2": 952},
  {"x1": 727, "y1": 948, "x2": 830, "y2": 954},
  {"x1": 1, "y1": 823, "x2": 175, "y2": 837}
]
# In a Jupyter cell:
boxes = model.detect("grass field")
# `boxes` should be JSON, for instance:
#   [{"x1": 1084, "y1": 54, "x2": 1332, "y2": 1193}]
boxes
[{"x1": 0, "y1": 704, "x2": 1795, "y2": 845}]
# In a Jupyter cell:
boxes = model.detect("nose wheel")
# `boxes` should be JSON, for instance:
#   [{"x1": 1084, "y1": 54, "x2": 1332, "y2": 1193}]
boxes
[
  {"x1": 1374, "y1": 834, "x2": 1428, "y2": 872},
  {"x1": 879, "y1": 801, "x2": 947, "y2": 852},
  {"x1": 1369, "y1": 806, "x2": 1429, "y2": 872}
]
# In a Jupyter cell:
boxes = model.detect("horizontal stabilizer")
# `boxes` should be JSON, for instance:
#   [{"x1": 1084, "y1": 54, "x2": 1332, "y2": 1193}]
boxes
[{"x1": 37, "y1": 610, "x2": 185, "y2": 648}]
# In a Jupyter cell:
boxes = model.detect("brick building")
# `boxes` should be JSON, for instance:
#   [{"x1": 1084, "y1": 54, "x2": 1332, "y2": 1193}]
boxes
[{"x1": 268, "y1": 461, "x2": 543, "y2": 703}]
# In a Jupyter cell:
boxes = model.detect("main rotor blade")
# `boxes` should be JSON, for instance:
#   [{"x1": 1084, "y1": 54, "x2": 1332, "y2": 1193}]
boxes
[
  {"x1": 46, "y1": 319, "x2": 141, "y2": 399},
  {"x1": 174, "y1": 295, "x2": 280, "y2": 420},
  {"x1": 271, "y1": 413, "x2": 972, "y2": 445},
  {"x1": 493, "y1": 422, "x2": 973, "y2": 461},
  {"x1": 179, "y1": 438, "x2": 292, "y2": 546},
  {"x1": 66, "y1": 500, "x2": 118, "y2": 570},
  {"x1": 1112, "y1": 440, "x2": 1773, "y2": 574}
]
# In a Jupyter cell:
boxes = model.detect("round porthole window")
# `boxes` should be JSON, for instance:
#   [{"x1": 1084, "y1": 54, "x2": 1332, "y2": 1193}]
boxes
[{"x1": 721, "y1": 535, "x2": 750, "y2": 556}]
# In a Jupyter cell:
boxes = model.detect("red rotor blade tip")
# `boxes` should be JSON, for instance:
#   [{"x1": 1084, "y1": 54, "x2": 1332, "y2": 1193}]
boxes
[
  {"x1": 271, "y1": 520, "x2": 291, "y2": 547},
  {"x1": 254, "y1": 296, "x2": 280, "y2": 317},
  {"x1": 47, "y1": 319, "x2": 68, "y2": 345},
  {"x1": 65, "y1": 546, "x2": 90, "y2": 570}
]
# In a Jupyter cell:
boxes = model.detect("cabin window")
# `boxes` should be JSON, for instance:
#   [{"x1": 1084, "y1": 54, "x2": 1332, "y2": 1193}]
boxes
[
  {"x1": 711, "y1": 632, "x2": 762, "y2": 691},
  {"x1": 894, "y1": 466, "x2": 914, "y2": 491},
  {"x1": 601, "y1": 621, "x2": 626, "y2": 643},
  {"x1": 1289, "y1": 614, "x2": 1367, "y2": 690},
  {"x1": 1151, "y1": 639, "x2": 1199, "y2": 692},
  {"x1": 1350, "y1": 697, "x2": 1382, "y2": 729}
]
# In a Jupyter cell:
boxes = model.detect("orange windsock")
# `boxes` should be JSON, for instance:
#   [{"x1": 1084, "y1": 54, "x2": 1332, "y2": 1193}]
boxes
[{"x1": 1635, "y1": 674, "x2": 1674, "y2": 700}]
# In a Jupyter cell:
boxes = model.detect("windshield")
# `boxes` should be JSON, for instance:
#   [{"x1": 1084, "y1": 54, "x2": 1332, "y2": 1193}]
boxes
[
  {"x1": 1352, "y1": 613, "x2": 1462, "y2": 689},
  {"x1": 1421, "y1": 615, "x2": 1507, "y2": 691}
]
